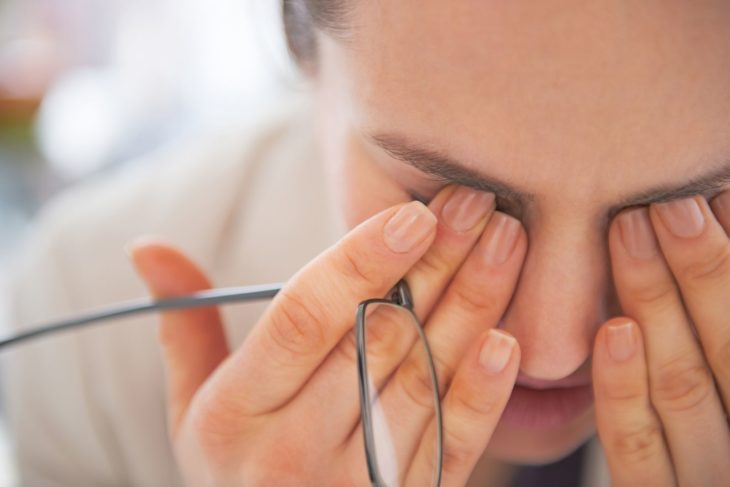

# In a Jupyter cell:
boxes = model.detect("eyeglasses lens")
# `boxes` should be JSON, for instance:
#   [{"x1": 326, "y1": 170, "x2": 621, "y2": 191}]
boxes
[{"x1": 361, "y1": 302, "x2": 440, "y2": 487}]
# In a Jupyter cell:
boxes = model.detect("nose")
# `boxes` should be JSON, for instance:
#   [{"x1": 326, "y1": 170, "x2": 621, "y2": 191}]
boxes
[{"x1": 499, "y1": 222, "x2": 613, "y2": 381}]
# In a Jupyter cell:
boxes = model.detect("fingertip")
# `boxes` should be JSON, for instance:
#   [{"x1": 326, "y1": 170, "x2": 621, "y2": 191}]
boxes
[
  {"x1": 126, "y1": 235, "x2": 173, "y2": 262},
  {"x1": 478, "y1": 329, "x2": 519, "y2": 376},
  {"x1": 594, "y1": 317, "x2": 642, "y2": 365},
  {"x1": 383, "y1": 200, "x2": 438, "y2": 254},
  {"x1": 127, "y1": 238, "x2": 212, "y2": 297},
  {"x1": 425, "y1": 184, "x2": 459, "y2": 213},
  {"x1": 594, "y1": 317, "x2": 618, "y2": 351}
]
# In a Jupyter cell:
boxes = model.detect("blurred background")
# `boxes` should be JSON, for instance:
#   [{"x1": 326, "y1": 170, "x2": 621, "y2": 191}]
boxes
[{"x1": 0, "y1": 0, "x2": 296, "y2": 483}]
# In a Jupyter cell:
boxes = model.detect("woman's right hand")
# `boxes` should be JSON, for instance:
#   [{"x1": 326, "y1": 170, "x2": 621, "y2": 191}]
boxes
[{"x1": 130, "y1": 185, "x2": 527, "y2": 486}]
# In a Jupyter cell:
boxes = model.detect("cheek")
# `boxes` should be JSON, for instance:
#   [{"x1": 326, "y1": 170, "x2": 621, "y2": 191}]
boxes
[{"x1": 322, "y1": 131, "x2": 412, "y2": 230}]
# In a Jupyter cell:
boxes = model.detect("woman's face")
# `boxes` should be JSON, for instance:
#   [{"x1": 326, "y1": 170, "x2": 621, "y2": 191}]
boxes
[{"x1": 314, "y1": 1, "x2": 730, "y2": 464}]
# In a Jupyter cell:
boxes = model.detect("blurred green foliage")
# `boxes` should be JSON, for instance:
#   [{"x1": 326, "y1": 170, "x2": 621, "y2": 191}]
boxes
[{"x1": 0, "y1": 119, "x2": 34, "y2": 144}]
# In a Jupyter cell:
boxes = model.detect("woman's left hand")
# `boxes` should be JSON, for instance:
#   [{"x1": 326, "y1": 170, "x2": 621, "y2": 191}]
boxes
[{"x1": 593, "y1": 191, "x2": 730, "y2": 486}]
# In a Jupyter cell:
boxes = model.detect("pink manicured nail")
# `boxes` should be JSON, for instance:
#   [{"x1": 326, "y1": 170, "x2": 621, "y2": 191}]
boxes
[
  {"x1": 617, "y1": 208, "x2": 659, "y2": 260},
  {"x1": 441, "y1": 187, "x2": 495, "y2": 232},
  {"x1": 655, "y1": 197, "x2": 705, "y2": 238},
  {"x1": 479, "y1": 329, "x2": 516, "y2": 374},
  {"x1": 481, "y1": 213, "x2": 521, "y2": 265},
  {"x1": 606, "y1": 321, "x2": 636, "y2": 362},
  {"x1": 384, "y1": 202, "x2": 437, "y2": 253}
]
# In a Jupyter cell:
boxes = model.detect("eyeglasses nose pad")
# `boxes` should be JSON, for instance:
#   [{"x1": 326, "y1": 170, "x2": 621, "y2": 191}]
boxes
[{"x1": 389, "y1": 279, "x2": 414, "y2": 310}]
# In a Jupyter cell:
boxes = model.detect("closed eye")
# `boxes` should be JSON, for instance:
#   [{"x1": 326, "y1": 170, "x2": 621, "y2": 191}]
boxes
[{"x1": 408, "y1": 188, "x2": 520, "y2": 218}]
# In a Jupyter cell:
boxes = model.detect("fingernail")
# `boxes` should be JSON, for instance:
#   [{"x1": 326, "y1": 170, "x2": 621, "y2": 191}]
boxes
[
  {"x1": 441, "y1": 187, "x2": 495, "y2": 232},
  {"x1": 606, "y1": 321, "x2": 636, "y2": 362},
  {"x1": 481, "y1": 213, "x2": 521, "y2": 265},
  {"x1": 479, "y1": 329, "x2": 516, "y2": 374},
  {"x1": 384, "y1": 201, "x2": 437, "y2": 253},
  {"x1": 655, "y1": 197, "x2": 705, "y2": 238},
  {"x1": 618, "y1": 208, "x2": 658, "y2": 259}
]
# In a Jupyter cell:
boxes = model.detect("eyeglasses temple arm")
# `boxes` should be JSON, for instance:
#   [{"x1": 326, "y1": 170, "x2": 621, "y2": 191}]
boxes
[{"x1": 0, "y1": 283, "x2": 284, "y2": 350}]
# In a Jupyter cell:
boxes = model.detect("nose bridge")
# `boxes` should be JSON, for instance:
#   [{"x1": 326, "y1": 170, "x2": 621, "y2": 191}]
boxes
[{"x1": 500, "y1": 222, "x2": 611, "y2": 380}]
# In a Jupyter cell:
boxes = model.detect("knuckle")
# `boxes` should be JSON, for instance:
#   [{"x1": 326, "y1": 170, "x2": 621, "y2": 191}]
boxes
[
  {"x1": 450, "y1": 383, "x2": 500, "y2": 419},
  {"x1": 651, "y1": 357, "x2": 714, "y2": 413},
  {"x1": 335, "y1": 329, "x2": 360, "y2": 364},
  {"x1": 268, "y1": 290, "x2": 328, "y2": 360},
  {"x1": 602, "y1": 379, "x2": 647, "y2": 404},
  {"x1": 680, "y1": 242, "x2": 730, "y2": 285},
  {"x1": 440, "y1": 433, "x2": 476, "y2": 476},
  {"x1": 358, "y1": 307, "x2": 417, "y2": 362},
  {"x1": 449, "y1": 282, "x2": 500, "y2": 316},
  {"x1": 336, "y1": 241, "x2": 384, "y2": 288},
  {"x1": 626, "y1": 278, "x2": 677, "y2": 308},
  {"x1": 608, "y1": 421, "x2": 665, "y2": 466},
  {"x1": 189, "y1": 390, "x2": 245, "y2": 463},
  {"x1": 416, "y1": 248, "x2": 453, "y2": 279},
  {"x1": 419, "y1": 426, "x2": 476, "y2": 479},
  {"x1": 397, "y1": 354, "x2": 442, "y2": 411},
  {"x1": 431, "y1": 353, "x2": 453, "y2": 398}
]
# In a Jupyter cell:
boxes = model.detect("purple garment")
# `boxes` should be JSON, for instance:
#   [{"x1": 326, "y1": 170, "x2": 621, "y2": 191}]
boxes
[{"x1": 508, "y1": 439, "x2": 588, "y2": 487}]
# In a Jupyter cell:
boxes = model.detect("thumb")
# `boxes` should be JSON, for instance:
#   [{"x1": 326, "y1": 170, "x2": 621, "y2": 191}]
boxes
[{"x1": 129, "y1": 239, "x2": 229, "y2": 437}]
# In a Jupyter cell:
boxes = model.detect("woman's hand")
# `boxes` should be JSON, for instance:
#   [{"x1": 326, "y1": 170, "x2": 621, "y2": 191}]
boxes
[
  {"x1": 594, "y1": 191, "x2": 730, "y2": 486},
  {"x1": 130, "y1": 185, "x2": 527, "y2": 486}
]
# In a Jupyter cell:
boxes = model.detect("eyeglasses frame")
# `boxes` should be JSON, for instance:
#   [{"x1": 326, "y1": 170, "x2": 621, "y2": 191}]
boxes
[{"x1": 355, "y1": 279, "x2": 444, "y2": 487}]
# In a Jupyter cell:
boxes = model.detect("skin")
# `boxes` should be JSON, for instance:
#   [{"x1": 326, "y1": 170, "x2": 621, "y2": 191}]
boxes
[
  {"x1": 316, "y1": 0, "x2": 730, "y2": 465},
  {"x1": 129, "y1": 1, "x2": 730, "y2": 485}
]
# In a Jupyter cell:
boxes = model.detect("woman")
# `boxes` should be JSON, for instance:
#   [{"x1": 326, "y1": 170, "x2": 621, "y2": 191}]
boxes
[{"x1": 5, "y1": 1, "x2": 730, "y2": 485}]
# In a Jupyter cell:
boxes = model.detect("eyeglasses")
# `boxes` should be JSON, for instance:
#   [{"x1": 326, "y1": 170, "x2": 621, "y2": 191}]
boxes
[
  {"x1": 0, "y1": 280, "x2": 443, "y2": 486},
  {"x1": 357, "y1": 279, "x2": 443, "y2": 487}
]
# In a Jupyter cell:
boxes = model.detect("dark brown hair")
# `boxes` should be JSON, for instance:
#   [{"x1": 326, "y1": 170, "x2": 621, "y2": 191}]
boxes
[{"x1": 282, "y1": 0, "x2": 349, "y2": 72}]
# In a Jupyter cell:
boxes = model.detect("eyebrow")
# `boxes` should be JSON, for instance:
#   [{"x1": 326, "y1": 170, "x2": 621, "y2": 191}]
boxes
[{"x1": 370, "y1": 133, "x2": 730, "y2": 217}]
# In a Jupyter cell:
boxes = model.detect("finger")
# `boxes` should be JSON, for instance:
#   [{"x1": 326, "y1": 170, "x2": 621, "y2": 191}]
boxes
[
  {"x1": 289, "y1": 186, "x2": 496, "y2": 443},
  {"x1": 420, "y1": 211, "x2": 525, "y2": 392},
  {"x1": 218, "y1": 201, "x2": 437, "y2": 416},
  {"x1": 130, "y1": 240, "x2": 229, "y2": 436},
  {"x1": 593, "y1": 318, "x2": 675, "y2": 487},
  {"x1": 407, "y1": 186, "x2": 496, "y2": 320},
  {"x1": 351, "y1": 210, "x2": 526, "y2": 470},
  {"x1": 285, "y1": 301, "x2": 423, "y2": 447},
  {"x1": 610, "y1": 207, "x2": 730, "y2": 484},
  {"x1": 710, "y1": 190, "x2": 730, "y2": 236},
  {"x1": 404, "y1": 329, "x2": 519, "y2": 487},
  {"x1": 651, "y1": 195, "x2": 730, "y2": 411}
]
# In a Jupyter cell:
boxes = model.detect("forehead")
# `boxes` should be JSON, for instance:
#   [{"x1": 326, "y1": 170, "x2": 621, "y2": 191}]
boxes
[{"x1": 335, "y1": 0, "x2": 730, "y2": 206}]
